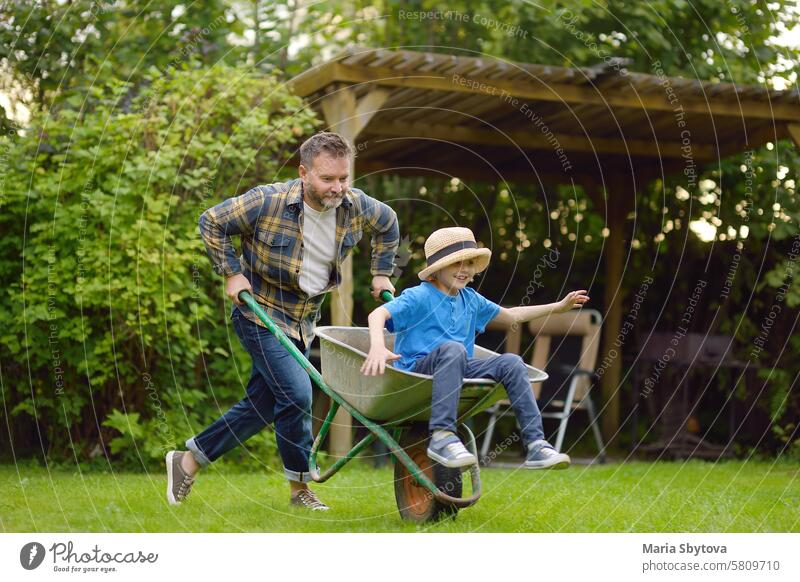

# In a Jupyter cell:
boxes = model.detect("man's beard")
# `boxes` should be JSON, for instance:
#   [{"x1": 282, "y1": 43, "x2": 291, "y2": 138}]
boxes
[{"x1": 304, "y1": 180, "x2": 343, "y2": 210}]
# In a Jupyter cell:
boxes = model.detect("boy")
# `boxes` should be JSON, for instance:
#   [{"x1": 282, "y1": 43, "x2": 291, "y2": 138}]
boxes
[{"x1": 361, "y1": 227, "x2": 589, "y2": 469}]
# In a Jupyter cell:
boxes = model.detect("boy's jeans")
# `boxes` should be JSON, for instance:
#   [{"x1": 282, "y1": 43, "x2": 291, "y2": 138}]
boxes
[
  {"x1": 411, "y1": 341, "x2": 545, "y2": 447},
  {"x1": 186, "y1": 307, "x2": 314, "y2": 482}
]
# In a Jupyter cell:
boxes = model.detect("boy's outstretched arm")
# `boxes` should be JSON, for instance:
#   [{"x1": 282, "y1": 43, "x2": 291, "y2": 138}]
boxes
[
  {"x1": 360, "y1": 306, "x2": 401, "y2": 376},
  {"x1": 492, "y1": 290, "x2": 590, "y2": 327}
]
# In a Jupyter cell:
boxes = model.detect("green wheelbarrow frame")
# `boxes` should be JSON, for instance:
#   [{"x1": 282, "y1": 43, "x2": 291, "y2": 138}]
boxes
[{"x1": 239, "y1": 290, "x2": 547, "y2": 510}]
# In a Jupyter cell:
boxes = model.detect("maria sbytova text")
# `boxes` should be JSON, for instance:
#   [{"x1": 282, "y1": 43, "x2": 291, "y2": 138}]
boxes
[{"x1": 644, "y1": 543, "x2": 727, "y2": 556}]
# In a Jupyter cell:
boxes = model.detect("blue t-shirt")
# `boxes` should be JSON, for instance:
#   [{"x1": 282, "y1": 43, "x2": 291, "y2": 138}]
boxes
[{"x1": 384, "y1": 282, "x2": 501, "y2": 371}]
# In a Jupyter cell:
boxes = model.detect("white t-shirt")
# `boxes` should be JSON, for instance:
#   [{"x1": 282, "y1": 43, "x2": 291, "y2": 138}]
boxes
[{"x1": 299, "y1": 202, "x2": 337, "y2": 296}]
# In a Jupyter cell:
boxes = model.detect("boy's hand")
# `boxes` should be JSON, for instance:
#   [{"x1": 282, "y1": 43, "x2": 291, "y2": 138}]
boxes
[
  {"x1": 555, "y1": 290, "x2": 590, "y2": 313},
  {"x1": 361, "y1": 346, "x2": 401, "y2": 376}
]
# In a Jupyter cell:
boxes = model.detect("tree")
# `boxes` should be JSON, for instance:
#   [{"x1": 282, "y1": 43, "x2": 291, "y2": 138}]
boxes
[
  {"x1": 0, "y1": 0, "x2": 236, "y2": 126},
  {"x1": 0, "y1": 63, "x2": 318, "y2": 465}
]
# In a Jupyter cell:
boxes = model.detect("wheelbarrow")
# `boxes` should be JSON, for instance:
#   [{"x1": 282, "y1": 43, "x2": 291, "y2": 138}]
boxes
[{"x1": 239, "y1": 290, "x2": 548, "y2": 523}]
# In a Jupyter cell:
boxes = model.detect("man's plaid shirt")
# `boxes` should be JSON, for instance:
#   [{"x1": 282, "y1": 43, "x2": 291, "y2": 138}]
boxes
[{"x1": 199, "y1": 178, "x2": 399, "y2": 346}]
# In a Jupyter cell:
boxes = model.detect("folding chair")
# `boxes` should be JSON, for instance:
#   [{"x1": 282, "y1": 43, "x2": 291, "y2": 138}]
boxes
[{"x1": 480, "y1": 309, "x2": 606, "y2": 462}]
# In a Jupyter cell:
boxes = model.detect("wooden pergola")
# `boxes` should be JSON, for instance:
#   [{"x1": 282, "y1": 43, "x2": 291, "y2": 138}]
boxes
[{"x1": 287, "y1": 46, "x2": 800, "y2": 454}]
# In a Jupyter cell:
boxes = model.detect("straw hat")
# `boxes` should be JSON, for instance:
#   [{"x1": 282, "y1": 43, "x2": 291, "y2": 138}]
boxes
[{"x1": 418, "y1": 227, "x2": 492, "y2": 281}]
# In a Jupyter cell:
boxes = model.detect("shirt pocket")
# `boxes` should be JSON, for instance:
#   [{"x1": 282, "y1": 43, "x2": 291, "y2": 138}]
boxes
[
  {"x1": 256, "y1": 231, "x2": 296, "y2": 280},
  {"x1": 257, "y1": 231, "x2": 294, "y2": 258}
]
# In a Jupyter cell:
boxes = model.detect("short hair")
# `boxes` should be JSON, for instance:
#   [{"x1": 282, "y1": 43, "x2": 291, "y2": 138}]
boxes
[{"x1": 299, "y1": 132, "x2": 354, "y2": 167}]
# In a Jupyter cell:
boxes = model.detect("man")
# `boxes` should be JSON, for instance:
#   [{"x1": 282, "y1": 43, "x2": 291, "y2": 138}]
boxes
[{"x1": 166, "y1": 132, "x2": 399, "y2": 511}]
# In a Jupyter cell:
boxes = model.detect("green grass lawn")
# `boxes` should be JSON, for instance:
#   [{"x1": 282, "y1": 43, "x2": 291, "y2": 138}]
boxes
[{"x1": 2, "y1": 460, "x2": 798, "y2": 532}]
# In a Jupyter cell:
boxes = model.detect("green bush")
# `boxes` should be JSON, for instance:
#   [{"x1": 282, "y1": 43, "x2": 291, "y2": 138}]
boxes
[{"x1": 0, "y1": 63, "x2": 318, "y2": 469}]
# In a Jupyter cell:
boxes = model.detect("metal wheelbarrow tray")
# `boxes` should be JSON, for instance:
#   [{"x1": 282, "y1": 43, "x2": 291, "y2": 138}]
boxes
[
  {"x1": 316, "y1": 326, "x2": 547, "y2": 422},
  {"x1": 239, "y1": 292, "x2": 548, "y2": 522}
]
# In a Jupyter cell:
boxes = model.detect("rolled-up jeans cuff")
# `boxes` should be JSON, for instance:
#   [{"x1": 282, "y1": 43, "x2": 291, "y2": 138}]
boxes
[
  {"x1": 284, "y1": 467, "x2": 314, "y2": 483},
  {"x1": 185, "y1": 437, "x2": 212, "y2": 467}
]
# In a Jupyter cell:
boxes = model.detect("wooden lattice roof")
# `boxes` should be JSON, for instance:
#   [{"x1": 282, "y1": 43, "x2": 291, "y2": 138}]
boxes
[
  {"x1": 289, "y1": 46, "x2": 800, "y2": 185},
  {"x1": 287, "y1": 46, "x2": 800, "y2": 446}
]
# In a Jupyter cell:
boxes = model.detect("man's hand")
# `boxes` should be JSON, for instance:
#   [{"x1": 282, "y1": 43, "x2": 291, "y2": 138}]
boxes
[
  {"x1": 225, "y1": 273, "x2": 253, "y2": 306},
  {"x1": 555, "y1": 290, "x2": 590, "y2": 313},
  {"x1": 370, "y1": 275, "x2": 395, "y2": 301},
  {"x1": 361, "y1": 346, "x2": 401, "y2": 376}
]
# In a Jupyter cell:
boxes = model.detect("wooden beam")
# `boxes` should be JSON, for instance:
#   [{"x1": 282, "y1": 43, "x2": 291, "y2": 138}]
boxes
[
  {"x1": 314, "y1": 85, "x2": 393, "y2": 457},
  {"x1": 355, "y1": 158, "x2": 600, "y2": 186},
  {"x1": 320, "y1": 86, "x2": 357, "y2": 139},
  {"x1": 319, "y1": 87, "x2": 362, "y2": 458},
  {"x1": 366, "y1": 119, "x2": 719, "y2": 160},
  {"x1": 718, "y1": 123, "x2": 789, "y2": 159},
  {"x1": 353, "y1": 88, "x2": 392, "y2": 136},
  {"x1": 321, "y1": 85, "x2": 392, "y2": 139},
  {"x1": 352, "y1": 136, "x2": 403, "y2": 160},
  {"x1": 598, "y1": 177, "x2": 635, "y2": 444},
  {"x1": 287, "y1": 61, "x2": 337, "y2": 98},
  {"x1": 314, "y1": 63, "x2": 800, "y2": 121},
  {"x1": 788, "y1": 124, "x2": 800, "y2": 150}
]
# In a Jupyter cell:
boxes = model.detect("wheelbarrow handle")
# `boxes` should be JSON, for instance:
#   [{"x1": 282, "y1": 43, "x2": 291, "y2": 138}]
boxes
[
  {"x1": 365, "y1": 288, "x2": 394, "y2": 303},
  {"x1": 237, "y1": 290, "x2": 319, "y2": 381}
]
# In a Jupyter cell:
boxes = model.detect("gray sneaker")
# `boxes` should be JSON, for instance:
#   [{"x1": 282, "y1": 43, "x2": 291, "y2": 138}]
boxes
[
  {"x1": 166, "y1": 451, "x2": 195, "y2": 505},
  {"x1": 524, "y1": 441, "x2": 571, "y2": 470},
  {"x1": 427, "y1": 432, "x2": 477, "y2": 469},
  {"x1": 290, "y1": 489, "x2": 330, "y2": 511}
]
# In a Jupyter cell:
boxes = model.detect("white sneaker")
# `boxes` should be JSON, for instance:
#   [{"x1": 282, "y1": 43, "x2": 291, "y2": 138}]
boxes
[
  {"x1": 427, "y1": 432, "x2": 477, "y2": 468},
  {"x1": 524, "y1": 440, "x2": 571, "y2": 470}
]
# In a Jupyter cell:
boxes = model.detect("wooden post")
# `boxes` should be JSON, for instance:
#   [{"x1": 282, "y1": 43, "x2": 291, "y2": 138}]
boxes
[
  {"x1": 598, "y1": 176, "x2": 634, "y2": 444},
  {"x1": 319, "y1": 84, "x2": 391, "y2": 456}
]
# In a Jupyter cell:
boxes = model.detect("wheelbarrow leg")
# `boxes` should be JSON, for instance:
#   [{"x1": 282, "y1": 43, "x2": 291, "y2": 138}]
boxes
[
  {"x1": 480, "y1": 403, "x2": 500, "y2": 461},
  {"x1": 310, "y1": 399, "x2": 380, "y2": 482}
]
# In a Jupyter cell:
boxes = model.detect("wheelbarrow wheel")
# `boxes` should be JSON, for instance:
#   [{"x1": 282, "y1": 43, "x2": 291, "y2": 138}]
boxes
[{"x1": 394, "y1": 426, "x2": 463, "y2": 523}]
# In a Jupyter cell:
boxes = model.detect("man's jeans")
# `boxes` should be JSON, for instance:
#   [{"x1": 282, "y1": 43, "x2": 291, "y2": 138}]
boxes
[
  {"x1": 411, "y1": 341, "x2": 545, "y2": 447},
  {"x1": 186, "y1": 307, "x2": 314, "y2": 482}
]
